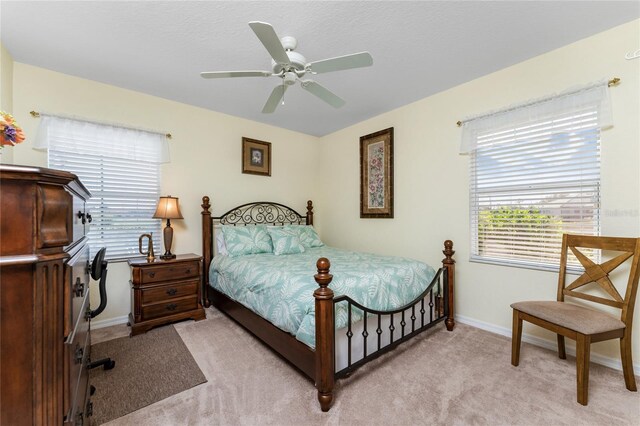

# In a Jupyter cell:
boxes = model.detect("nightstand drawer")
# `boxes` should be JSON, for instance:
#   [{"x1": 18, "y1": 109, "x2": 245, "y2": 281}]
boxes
[
  {"x1": 141, "y1": 280, "x2": 198, "y2": 305},
  {"x1": 142, "y1": 296, "x2": 198, "y2": 321},
  {"x1": 139, "y1": 261, "x2": 199, "y2": 284}
]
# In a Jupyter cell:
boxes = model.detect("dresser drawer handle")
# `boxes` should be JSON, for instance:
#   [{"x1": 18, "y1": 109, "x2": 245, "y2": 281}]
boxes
[
  {"x1": 74, "y1": 277, "x2": 85, "y2": 297},
  {"x1": 186, "y1": 269, "x2": 191, "y2": 274},
  {"x1": 148, "y1": 272, "x2": 156, "y2": 278},
  {"x1": 166, "y1": 288, "x2": 178, "y2": 296},
  {"x1": 166, "y1": 303, "x2": 178, "y2": 311},
  {"x1": 75, "y1": 346, "x2": 84, "y2": 364}
]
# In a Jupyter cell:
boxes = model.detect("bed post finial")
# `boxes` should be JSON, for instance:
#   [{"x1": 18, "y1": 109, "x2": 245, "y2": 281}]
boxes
[
  {"x1": 314, "y1": 257, "x2": 334, "y2": 412},
  {"x1": 307, "y1": 200, "x2": 314, "y2": 226},
  {"x1": 201, "y1": 196, "x2": 212, "y2": 307},
  {"x1": 442, "y1": 240, "x2": 455, "y2": 331}
]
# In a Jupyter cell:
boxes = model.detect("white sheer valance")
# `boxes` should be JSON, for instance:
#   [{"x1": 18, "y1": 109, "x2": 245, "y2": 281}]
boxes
[
  {"x1": 34, "y1": 115, "x2": 170, "y2": 163},
  {"x1": 459, "y1": 81, "x2": 613, "y2": 154}
]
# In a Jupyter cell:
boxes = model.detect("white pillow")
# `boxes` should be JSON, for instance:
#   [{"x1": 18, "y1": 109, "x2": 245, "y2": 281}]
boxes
[{"x1": 214, "y1": 225, "x2": 228, "y2": 256}]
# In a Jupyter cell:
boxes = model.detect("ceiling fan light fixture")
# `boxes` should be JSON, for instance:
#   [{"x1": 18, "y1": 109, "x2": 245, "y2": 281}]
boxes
[{"x1": 283, "y1": 72, "x2": 297, "y2": 86}]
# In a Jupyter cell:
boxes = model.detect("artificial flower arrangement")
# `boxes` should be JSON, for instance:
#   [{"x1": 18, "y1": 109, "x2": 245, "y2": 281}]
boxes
[{"x1": 0, "y1": 111, "x2": 25, "y2": 148}]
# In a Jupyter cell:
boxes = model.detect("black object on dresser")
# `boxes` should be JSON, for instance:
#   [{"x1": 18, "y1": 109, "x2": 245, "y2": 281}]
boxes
[
  {"x1": 0, "y1": 164, "x2": 94, "y2": 425},
  {"x1": 129, "y1": 253, "x2": 206, "y2": 336}
]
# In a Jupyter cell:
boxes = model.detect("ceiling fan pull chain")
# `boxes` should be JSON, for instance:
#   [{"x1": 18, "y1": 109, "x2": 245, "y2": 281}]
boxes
[{"x1": 282, "y1": 80, "x2": 285, "y2": 105}]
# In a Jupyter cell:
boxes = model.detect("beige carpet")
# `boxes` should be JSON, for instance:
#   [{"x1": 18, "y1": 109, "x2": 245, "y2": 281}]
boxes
[
  {"x1": 101, "y1": 307, "x2": 639, "y2": 425},
  {"x1": 90, "y1": 326, "x2": 206, "y2": 425}
]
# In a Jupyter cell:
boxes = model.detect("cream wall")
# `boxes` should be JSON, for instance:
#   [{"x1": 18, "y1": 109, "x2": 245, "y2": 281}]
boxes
[
  {"x1": 0, "y1": 43, "x2": 14, "y2": 164},
  {"x1": 10, "y1": 63, "x2": 321, "y2": 322},
  {"x1": 316, "y1": 20, "x2": 640, "y2": 369}
]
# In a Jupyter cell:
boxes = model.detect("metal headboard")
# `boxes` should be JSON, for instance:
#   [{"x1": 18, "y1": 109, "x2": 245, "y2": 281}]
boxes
[{"x1": 213, "y1": 201, "x2": 311, "y2": 226}]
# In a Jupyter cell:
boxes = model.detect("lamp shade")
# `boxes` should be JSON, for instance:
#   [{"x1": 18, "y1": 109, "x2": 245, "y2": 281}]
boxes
[{"x1": 153, "y1": 196, "x2": 183, "y2": 220}]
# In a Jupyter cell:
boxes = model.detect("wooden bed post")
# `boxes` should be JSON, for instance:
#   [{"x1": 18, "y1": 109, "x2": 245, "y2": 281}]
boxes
[
  {"x1": 201, "y1": 196, "x2": 213, "y2": 308},
  {"x1": 442, "y1": 240, "x2": 455, "y2": 331},
  {"x1": 306, "y1": 200, "x2": 314, "y2": 226},
  {"x1": 314, "y1": 257, "x2": 334, "y2": 412}
]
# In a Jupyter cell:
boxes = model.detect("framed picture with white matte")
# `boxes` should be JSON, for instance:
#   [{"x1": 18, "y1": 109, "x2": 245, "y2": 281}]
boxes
[{"x1": 242, "y1": 137, "x2": 271, "y2": 176}]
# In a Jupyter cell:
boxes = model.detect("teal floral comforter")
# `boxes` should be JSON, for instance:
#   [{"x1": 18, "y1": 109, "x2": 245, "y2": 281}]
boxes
[{"x1": 209, "y1": 247, "x2": 436, "y2": 348}]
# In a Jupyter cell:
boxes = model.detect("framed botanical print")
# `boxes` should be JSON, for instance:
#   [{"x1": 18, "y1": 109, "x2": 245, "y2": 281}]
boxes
[
  {"x1": 242, "y1": 137, "x2": 271, "y2": 176},
  {"x1": 360, "y1": 127, "x2": 394, "y2": 218}
]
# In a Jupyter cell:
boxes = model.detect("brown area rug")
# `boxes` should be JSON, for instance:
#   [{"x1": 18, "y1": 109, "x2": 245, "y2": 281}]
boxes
[{"x1": 89, "y1": 326, "x2": 206, "y2": 425}]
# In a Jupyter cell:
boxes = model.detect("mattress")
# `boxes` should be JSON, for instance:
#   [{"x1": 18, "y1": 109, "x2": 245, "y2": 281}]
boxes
[{"x1": 209, "y1": 246, "x2": 436, "y2": 349}]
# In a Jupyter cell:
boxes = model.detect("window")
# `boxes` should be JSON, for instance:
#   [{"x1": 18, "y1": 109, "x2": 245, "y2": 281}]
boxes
[
  {"x1": 35, "y1": 116, "x2": 169, "y2": 260},
  {"x1": 463, "y1": 83, "x2": 610, "y2": 270}
]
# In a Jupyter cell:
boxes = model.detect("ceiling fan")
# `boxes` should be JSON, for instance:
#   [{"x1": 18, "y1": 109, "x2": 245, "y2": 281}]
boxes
[{"x1": 201, "y1": 21, "x2": 373, "y2": 113}]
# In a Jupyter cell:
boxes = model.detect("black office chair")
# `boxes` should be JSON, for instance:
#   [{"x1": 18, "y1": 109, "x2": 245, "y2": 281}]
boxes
[{"x1": 88, "y1": 247, "x2": 115, "y2": 371}]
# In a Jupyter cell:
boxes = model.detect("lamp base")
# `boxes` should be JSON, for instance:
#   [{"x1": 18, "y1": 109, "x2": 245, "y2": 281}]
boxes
[{"x1": 162, "y1": 220, "x2": 176, "y2": 260}]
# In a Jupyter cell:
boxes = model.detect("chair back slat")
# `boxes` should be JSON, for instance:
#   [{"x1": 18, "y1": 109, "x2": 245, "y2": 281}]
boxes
[
  {"x1": 563, "y1": 289, "x2": 623, "y2": 308},
  {"x1": 566, "y1": 235, "x2": 637, "y2": 251},
  {"x1": 557, "y1": 234, "x2": 640, "y2": 326}
]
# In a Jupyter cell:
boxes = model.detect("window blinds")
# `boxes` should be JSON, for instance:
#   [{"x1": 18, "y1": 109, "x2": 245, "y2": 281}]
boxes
[
  {"x1": 467, "y1": 85, "x2": 607, "y2": 270},
  {"x1": 37, "y1": 116, "x2": 167, "y2": 260}
]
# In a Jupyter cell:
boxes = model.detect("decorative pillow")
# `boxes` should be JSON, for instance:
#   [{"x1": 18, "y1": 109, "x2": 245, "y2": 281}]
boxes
[
  {"x1": 214, "y1": 225, "x2": 228, "y2": 256},
  {"x1": 267, "y1": 226, "x2": 306, "y2": 256},
  {"x1": 221, "y1": 225, "x2": 273, "y2": 257},
  {"x1": 285, "y1": 225, "x2": 324, "y2": 248}
]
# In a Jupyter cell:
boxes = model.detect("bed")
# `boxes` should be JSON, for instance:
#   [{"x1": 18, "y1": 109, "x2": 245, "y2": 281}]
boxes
[{"x1": 200, "y1": 196, "x2": 455, "y2": 411}]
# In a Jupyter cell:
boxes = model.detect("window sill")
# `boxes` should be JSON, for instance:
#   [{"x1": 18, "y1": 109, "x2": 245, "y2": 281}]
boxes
[{"x1": 469, "y1": 256, "x2": 583, "y2": 275}]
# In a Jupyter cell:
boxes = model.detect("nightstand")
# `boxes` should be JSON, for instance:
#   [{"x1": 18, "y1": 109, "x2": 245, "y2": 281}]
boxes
[{"x1": 128, "y1": 253, "x2": 206, "y2": 336}]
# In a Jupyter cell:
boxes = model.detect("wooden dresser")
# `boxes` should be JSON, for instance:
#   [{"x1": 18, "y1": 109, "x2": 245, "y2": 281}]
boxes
[
  {"x1": 0, "y1": 165, "x2": 93, "y2": 425},
  {"x1": 129, "y1": 253, "x2": 205, "y2": 336}
]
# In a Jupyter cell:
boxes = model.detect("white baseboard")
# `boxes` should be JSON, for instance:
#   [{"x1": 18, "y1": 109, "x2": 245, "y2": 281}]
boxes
[
  {"x1": 91, "y1": 315, "x2": 129, "y2": 330},
  {"x1": 455, "y1": 314, "x2": 640, "y2": 377}
]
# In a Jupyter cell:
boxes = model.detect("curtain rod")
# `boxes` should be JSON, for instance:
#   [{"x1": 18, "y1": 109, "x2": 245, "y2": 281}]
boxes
[
  {"x1": 456, "y1": 77, "x2": 620, "y2": 127},
  {"x1": 29, "y1": 110, "x2": 172, "y2": 139}
]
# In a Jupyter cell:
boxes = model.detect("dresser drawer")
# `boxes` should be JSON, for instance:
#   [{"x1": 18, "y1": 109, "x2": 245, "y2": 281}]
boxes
[
  {"x1": 141, "y1": 280, "x2": 198, "y2": 305},
  {"x1": 71, "y1": 195, "x2": 86, "y2": 244},
  {"x1": 139, "y1": 261, "x2": 199, "y2": 284},
  {"x1": 68, "y1": 245, "x2": 90, "y2": 331},
  {"x1": 66, "y1": 328, "x2": 89, "y2": 421},
  {"x1": 142, "y1": 295, "x2": 198, "y2": 321},
  {"x1": 67, "y1": 290, "x2": 90, "y2": 348},
  {"x1": 66, "y1": 340, "x2": 90, "y2": 426}
]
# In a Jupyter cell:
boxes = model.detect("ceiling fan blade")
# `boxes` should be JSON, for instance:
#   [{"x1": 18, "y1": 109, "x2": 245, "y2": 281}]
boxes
[
  {"x1": 262, "y1": 85, "x2": 287, "y2": 113},
  {"x1": 200, "y1": 70, "x2": 272, "y2": 79},
  {"x1": 300, "y1": 80, "x2": 345, "y2": 108},
  {"x1": 248, "y1": 21, "x2": 290, "y2": 65},
  {"x1": 308, "y1": 52, "x2": 373, "y2": 74}
]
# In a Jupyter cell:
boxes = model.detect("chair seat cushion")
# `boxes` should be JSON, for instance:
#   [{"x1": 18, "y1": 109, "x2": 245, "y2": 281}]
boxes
[{"x1": 510, "y1": 301, "x2": 625, "y2": 335}]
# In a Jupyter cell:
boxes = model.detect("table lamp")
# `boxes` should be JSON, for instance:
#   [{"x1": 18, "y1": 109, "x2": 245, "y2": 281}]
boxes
[{"x1": 153, "y1": 195, "x2": 183, "y2": 259}]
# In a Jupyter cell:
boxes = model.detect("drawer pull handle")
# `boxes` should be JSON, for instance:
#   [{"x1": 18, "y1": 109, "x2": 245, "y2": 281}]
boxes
[
  {"x1": 148, "y1": 272, "x2": 156, "y2": 278},
  {"x1": 166, "y1": 303, "x2": 178, "y2": 311},
  {"x1": 75, "y1": 346, "x2": 84, "y2": 364},
  {"x1": 167, "y1": 288, "x2": 178, "y2": 296},
  {"x1": 74, "y1": 277, "x2": 85, "y2": 297},
  {"x1": 186, "y1": 269, "x2": 191, "y2": 274}
]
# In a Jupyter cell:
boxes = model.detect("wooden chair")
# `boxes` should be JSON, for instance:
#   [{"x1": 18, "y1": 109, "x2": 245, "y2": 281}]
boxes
[{"x1": 511, "y1": 234, "x2": 640, "y2": 405}]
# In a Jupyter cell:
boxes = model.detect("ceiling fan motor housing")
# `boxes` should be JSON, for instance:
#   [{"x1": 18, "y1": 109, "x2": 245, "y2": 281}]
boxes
[{"x1": 272, "y1": 36, "x2": 306, "y2": 75}]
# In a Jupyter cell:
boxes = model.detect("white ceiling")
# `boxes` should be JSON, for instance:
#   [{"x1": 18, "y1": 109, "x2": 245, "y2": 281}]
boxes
[{"x1": 1, "y1": 1, "x2": 638, "y2": 137}]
